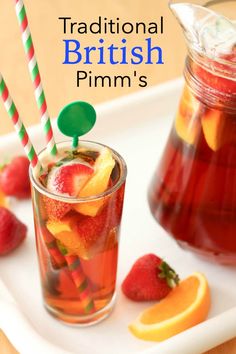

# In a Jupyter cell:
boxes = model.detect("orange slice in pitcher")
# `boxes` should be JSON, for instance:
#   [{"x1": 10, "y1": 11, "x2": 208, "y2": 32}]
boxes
[
  {"x1": 129, "y1": 272, "x2": 210, "y2": 342},
  {"x1": 201, "y1": 109, "x2": 234, "y2": 151},
  {"x1": 175, "y1": 86, "x2": 201, "y2": 145}
]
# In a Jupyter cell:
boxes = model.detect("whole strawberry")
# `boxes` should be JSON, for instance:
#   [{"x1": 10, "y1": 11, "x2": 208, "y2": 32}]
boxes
[
  {"x1": 0, "y1": 207, "x2": 27, "y2": 255},
  {"x1": 0, "y1": 156, "x2": 31, "y2": 199},
  {"x1": 122, "y1": 254, "x2": 179, "y2": 301}
]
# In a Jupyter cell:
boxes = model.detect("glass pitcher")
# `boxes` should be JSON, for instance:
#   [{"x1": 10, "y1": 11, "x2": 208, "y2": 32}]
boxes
[{"x1": 148, "y1": 0, "x2": 236, "y2": 264}]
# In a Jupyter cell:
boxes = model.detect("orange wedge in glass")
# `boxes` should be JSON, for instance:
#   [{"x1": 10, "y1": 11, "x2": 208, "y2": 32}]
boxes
[
  {"x1": 129, "y1": 272, "x2": 210, "y2": 342},
  {"x1": 201, "y1": 109, "x2": 234, "y2": 151},
  {"x1": 74, "y1": 147, "x2": 115, "y2": 217}
]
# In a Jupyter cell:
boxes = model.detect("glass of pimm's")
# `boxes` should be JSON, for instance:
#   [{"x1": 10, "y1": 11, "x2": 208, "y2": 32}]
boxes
[{"x1": 30, "y1": 140, "x2": 127, "y2": 325}]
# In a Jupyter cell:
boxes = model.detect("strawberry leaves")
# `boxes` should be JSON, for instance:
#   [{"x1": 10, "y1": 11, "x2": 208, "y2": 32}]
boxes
[{"x1": 158, "y1": 261, "x2": 180, "y2": 289}]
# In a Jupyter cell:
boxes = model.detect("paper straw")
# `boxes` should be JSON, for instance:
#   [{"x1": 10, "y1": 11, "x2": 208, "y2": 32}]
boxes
[
  {"x1": 42, "y1": 225, "x2": 95, "y2": 313},
  {"x1": 42, "y1": 231, "x2": 67, "y2": 269},
  {"x1": 65, "y1": 255, "x2": 95, "y2": 314},
  {"x1": 14, "y1": 0, "x2": 57, "y2": 156},
  {"x1": 0, "y1": 73, "x2": 42, "y2": 173}
]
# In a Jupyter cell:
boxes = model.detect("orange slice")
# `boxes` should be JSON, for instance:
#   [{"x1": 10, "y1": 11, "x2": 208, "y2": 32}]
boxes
[
  {"x1": 201, "y1": 109, "x2": 233, "y2": 151},
  {"x1": 46, "y1": 216, "x2": 87, "y2": 256},
  {"x1": 175, "y1": 86, "x2": 201, "y2": 145},
  {"x1": 129, "y1": 272, "x2": 210, "y2": 342},
  {"x1": 0, "y1": 188, "x2": 7, "y2": 207},
  {"x1": 74, "y1": 147, "x2": 115, "y2": 217}
]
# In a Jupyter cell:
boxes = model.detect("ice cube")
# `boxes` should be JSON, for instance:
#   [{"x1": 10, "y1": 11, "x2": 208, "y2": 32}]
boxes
[{"x1": 200, "y1": 16, "x2": 236, "y2": 56}]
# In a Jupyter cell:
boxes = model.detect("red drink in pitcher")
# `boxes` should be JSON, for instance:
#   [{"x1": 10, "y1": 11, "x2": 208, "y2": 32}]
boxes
[
  {"x1": 149, "y1": 51, "x2": 236, "y2": 263},
  {"x1": 148, "y1": 1, "x2": 236, "y2": 264}
]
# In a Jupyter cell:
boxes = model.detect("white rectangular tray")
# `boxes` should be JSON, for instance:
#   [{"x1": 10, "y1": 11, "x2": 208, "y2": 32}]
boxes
[{"x1": 1, "y1": 78, "x2": 236, "y2": 354}]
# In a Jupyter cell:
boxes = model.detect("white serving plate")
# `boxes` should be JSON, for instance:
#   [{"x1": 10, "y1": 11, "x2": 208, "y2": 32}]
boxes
[{"x1": 1, "y1": 78, "x2": 236, "y2": 354}]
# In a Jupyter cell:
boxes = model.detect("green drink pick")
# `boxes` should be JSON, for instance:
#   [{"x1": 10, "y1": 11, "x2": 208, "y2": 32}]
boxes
[{"x1": 57, "y1": 101, "x2": 97, "y2": 148}]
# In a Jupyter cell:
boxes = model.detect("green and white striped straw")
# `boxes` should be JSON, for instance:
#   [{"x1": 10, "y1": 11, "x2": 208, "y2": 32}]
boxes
[
  {"x1": 0, "y1": 73, "x2": 42, "y2": 173},
  {"x1": 14, "y1": 0, "x2": 57, "y2": 156}
]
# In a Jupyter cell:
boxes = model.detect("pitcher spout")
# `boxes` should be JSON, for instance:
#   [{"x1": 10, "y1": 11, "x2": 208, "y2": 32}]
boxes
[{"x1": 169, "y1": 0, "x2": 236, "y2": 59}]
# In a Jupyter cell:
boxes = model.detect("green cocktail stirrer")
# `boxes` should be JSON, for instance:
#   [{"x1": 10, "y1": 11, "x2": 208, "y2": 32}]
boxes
[{"x1": 57, "y1": 101, "x2": 97, "y2": 148}]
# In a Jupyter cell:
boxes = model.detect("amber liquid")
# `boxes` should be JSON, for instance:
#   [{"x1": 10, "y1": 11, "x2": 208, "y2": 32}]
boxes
[
  {"x1": 37, "y1": 228, "x2": 119, "y2": 318},
  {"x1": 149, "y1": 84, "x2": 236, "y2": 264}
]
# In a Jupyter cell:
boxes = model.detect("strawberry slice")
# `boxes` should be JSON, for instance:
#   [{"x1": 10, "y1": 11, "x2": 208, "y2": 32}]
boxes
[{"x1": 47, "y1": 162, "x2": 94, "y2": 197}]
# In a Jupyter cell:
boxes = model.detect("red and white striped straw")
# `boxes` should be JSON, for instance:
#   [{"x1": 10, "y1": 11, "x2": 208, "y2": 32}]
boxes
[
  {"x1": 65, "y1": 255, "x2": 95, "y2": 314},
  {"x1": 14, "y1": 0, "x2": 57, "y2": 156},
  {"x1": 0, "y1": 73, "x2": 42, "y2": 173}
]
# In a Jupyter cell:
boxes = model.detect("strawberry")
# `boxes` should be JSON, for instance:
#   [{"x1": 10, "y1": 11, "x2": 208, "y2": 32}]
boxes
[
  {"x1": 0, "y1": 207, "x2": 27, "y2": 255},
  {"x1": 76, "y1": 191, "x2": 124, "y2": 252},
  {"x1": 193, "y1": 52, "x2": 236, "y2": 95},
  {"x1": 122, "y1": 254, "x2": 179, "y2": 302},
  {"x1": 0, "y1": 156, "x2": 30, "y2": 199},
  {"x1": 47, "y1": 162, "x2": 94, "y2": 197},
  {"x1": 43, "y1": 195, "x2": 71, "y2": 221},
  {"x1": 195, "y1": 65, "x2": 236, "y2": 95},
  {"x1": 76, "y1": 206, "x2": 110, "y2": 250}
]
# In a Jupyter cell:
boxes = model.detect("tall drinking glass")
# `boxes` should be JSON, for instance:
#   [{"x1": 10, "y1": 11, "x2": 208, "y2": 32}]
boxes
[{"x1": 30, "y1": 141, "x2": 127, "y2": 325}]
